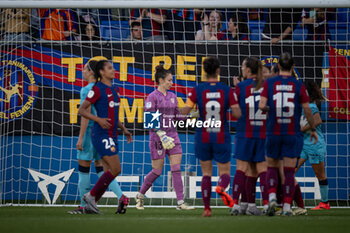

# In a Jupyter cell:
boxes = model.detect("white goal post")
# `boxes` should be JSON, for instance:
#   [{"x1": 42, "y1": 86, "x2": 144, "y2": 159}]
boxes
[{"x1": 0, "y1": 0, "x2": 350, "y2": 8}]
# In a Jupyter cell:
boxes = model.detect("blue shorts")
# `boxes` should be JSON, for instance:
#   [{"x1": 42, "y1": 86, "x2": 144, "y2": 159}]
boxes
[
  {"x1": 77, "y1": 127, "x2": 100, "y2": 161},
  {"x1": 265, "y1": 135, "x2": 299, "y2": 159},
  {"x1": 195, "y1": 142, "x2": 231, "y2": 163},
  {"x1": 234, "y1": 137, "x2": 266, "y2": 163},
  {"x1": 91, "y1": 133, "x2": 119, "y2": 158},
  {"x1": 300, "y1": 143, "x2": 326, "y2": 164}
]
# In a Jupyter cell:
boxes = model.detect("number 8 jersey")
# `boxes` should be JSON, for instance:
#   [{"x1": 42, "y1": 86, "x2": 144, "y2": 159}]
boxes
[
  {"x1": 233, "y1": 78, "x2": 267, "y2": 139},
  {"x1": 260, "y1": 75, "x2": 309, "y2": 136},
  {"x1": 186, "y1": 81, "x2": 235, "y2": 144}
]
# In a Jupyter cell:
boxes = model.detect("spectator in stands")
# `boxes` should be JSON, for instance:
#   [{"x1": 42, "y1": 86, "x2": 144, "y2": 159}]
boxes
[
  {"x1": 195, "y1": 10, "x2": 223, "y2": 40},
  {"x1": 301, "y1": 8, "x2": 330, "y2": 40},
  {"x1": 262, "y1": 8, "x2": 302, "y2": 44},
  {"x1": 166, "y1": 9, "x2": 202, "y2": 40},
  {"x1": 218, "y1": 14, "x2": 249, "y2": 40},
  {"x1": 3, "y1": 9, "x2": 31, "y2": 41},
  {"x1": 40, "y1": 9, "x2": 77, "y2": 41},
  {"x1": 126, "y1": 21, "x2": 143, "y2": 41},
  {"x1": 129, "y1": 9, "x2": 167, "y2": 40},
  {"x1": 0, "y1": 9, "x2": 6, "y2": 37},
  {"x1": 80, "y1": 23, "x2": 100, "y2": 41},
  {"x1": 30, "y1": 9, "x2": 40, "y2": 40}
]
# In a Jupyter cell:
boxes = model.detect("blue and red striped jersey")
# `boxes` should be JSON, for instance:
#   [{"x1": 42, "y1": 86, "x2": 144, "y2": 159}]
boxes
[
  {"x1": 261, "y1": 75, "x2": 309, "y2": 136},
  {"x1": 233, "y1": 78, "x2": 267, "y2": 139},
  {"x1": 187, "y1": 81, "x2": 235, "y2": 144},
  {"x1": 85, "y1": 82, "x2": 120, "y2": 139}
]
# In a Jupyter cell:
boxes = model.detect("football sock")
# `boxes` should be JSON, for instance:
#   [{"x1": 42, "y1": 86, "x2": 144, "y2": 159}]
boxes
[
  {"x1": 283, "y1": 167, "x2": 295, "y2": 209},
  {"x1": 232, "y1": 170, "x2": 246, "y2": 205},
  {"x1": 294, "y1": 183, "x2": 304, "y2": 208},
  {"x1": 140, "y1": 168, "x2": 162, "y2": 195},
  {"x1": 171, "y1": 164, "x2": 184, "y2": 203},
  {"x1": 276, "y1": 173, "x2": 283, "y2": 204},
  {"x1": 267, "y1": 167, "x2": 278, "y2": 201},
  {"x1": 319, "y1": 179, "x2": 329, "y2": 203},
  {"x1": 201, "y1": 176, "x2": 212, "y2": 210},
  {"x1": 78, "y1": 165, "x2": 90, "y2": 207},
  {"x1": 218, "y1": 174, "x2": 230, "y2": 189},
  {"x1": 96, "y1": 166, "x2": 123, "y2": 199},
  {"x1": 246, "y1": 176, "x2": 257, "y2": 205},
  {"x1": 259, "y1": 172, "x2": 269, "y2": 206},
  {"x1": 90, "y1": 171, "x2": 115, "y2": 202}
]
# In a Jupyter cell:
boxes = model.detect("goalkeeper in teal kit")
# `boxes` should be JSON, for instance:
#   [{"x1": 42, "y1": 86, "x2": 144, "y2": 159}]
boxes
[{"x1": 296, "y1": 81, "x2": 329, "y2": 210}]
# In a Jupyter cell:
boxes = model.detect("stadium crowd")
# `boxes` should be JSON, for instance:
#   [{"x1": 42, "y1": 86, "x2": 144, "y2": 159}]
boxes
[{"x1": 0, "y1": 8, "x2": 348, "y2": 42}]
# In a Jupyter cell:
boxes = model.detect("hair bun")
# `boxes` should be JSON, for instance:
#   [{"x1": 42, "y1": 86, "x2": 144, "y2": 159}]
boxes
[{"x1": 155, "y1": 65, "x2": 164, "y2": 73}]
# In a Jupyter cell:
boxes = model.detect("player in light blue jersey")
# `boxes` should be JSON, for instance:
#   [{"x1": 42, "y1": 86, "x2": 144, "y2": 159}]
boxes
[
  {"x1": 68, "y1": 60, "x2": 129, "y2": 214},
  {"x1": 296, "y1": 81, "x2": 329, "y2": 210}
]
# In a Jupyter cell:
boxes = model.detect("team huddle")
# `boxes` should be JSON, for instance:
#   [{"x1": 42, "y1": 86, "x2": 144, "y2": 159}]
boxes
[{"x1": 69, "y1": 52, "x2": 330, "y2": 217}]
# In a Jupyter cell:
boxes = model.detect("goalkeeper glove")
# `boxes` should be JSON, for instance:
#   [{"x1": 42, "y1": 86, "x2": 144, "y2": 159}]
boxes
[{"x1": 156, "y1": 130, "x2": 175, "y2": 150}]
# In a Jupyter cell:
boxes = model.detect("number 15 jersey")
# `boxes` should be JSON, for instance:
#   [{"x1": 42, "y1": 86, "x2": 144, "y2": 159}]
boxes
[{"x1": 260, "y1": 75, "x2": 309, "y2": 136}]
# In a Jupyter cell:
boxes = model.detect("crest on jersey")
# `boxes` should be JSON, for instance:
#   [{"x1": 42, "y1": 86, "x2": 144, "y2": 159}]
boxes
[
  {"x1": 0, "y1": 60, "x2": 38, "y2": 121},
  {"x1": 87, "y1": 90, "x2": 94, "y2": 98},
  {"x1": 146, "y1": 101, "x2": 152, "y2": 109},
  {"x1": 28, "y1": 168, "x2": 74, "y2": 204}
]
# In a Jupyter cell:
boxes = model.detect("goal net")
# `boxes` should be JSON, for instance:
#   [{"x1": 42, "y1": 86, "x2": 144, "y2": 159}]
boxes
[{"x1": 0, "y1": 6, "x2": 349, "y2": 207}]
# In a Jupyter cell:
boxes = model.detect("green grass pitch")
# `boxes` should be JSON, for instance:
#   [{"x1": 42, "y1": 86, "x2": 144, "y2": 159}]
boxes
[{"x1": 1, "y1": 207, "x2": 350, "y2": 233}]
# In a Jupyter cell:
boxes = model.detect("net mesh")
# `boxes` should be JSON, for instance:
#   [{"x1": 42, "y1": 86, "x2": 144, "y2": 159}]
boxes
[{"x1": 0, "y1": 8, "x2": 349, "y2": 207}]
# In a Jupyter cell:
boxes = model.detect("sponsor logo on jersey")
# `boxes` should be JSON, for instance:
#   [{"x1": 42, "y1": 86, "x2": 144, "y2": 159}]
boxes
[
  {"x1": 109, "y1": 101, "x2": 120, "y2": 108},
  {"x1": 87, "y1": 90, "x2": 94, "y2": 98}
]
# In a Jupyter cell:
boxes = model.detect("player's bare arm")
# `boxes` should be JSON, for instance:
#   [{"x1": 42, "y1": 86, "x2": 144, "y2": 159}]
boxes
[
  {"x1": 259, "y1": 96, "x2": 270, "y2": 112},
  {"x1": 118, "y1": 121, "x2": 133, "y2": 143},
  {"x1": 231, "y1": 104, "x2": 241, "y2": 119},
  {"x1": 78, "y1": 100, "x2": 111, "y2": 129},
  {"x1": 301, "y1": 112, "x2": 322, "y2": 133},
  {"x1": 76, "y1": 105, "x2": 91, "y2": 151},
  {"x1": 302, "y1": 102, "x2": 318, "y2": 144}
]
